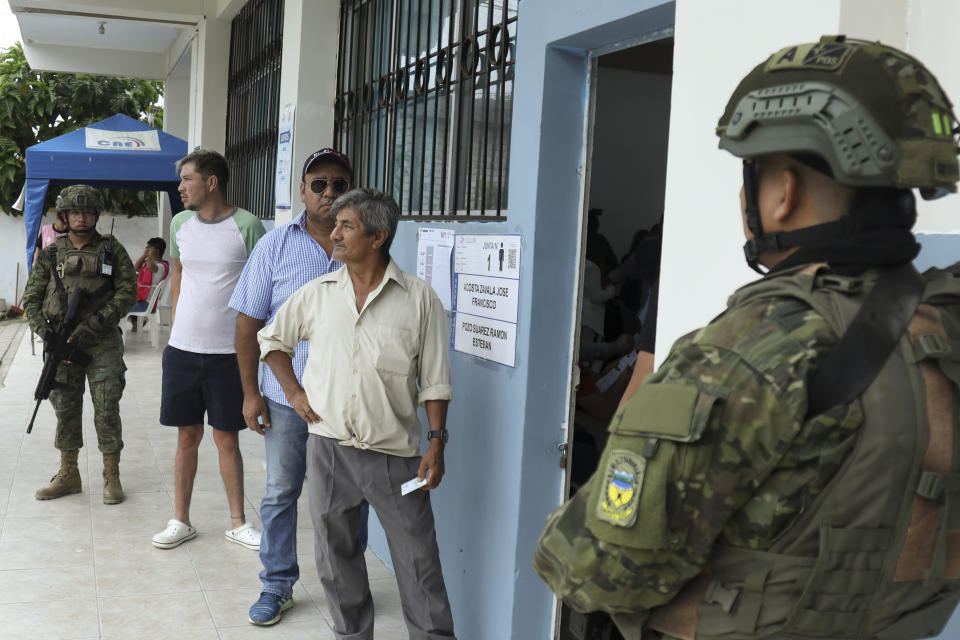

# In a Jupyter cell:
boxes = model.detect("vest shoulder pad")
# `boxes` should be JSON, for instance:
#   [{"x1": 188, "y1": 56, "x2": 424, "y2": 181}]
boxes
[{"x1": 922, "y1": 264, "x2": 960, "y2": 304}]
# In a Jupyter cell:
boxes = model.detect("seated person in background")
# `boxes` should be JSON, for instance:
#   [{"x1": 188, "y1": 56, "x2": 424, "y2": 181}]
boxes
[
  {"x1": 131, "y1": 237, "x2": 169, "y2": 312},
  {"x1": 577, "y1": 278, "x2": 659, "y2": 424},
  {"x1": 609, "y1": 223, "x2": 662, "y2": 334},
  {"x1": 581, "y1": 258, "x2": 616, "y2": 345},
  {"x1": 586, "y1": 208, "x2": 618, "y2": 281}
]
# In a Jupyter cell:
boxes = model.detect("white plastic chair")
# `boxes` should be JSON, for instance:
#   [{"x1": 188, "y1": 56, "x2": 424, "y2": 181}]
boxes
[{"x1": 121, "y1": 279, "x2": 167, "y2": 348}]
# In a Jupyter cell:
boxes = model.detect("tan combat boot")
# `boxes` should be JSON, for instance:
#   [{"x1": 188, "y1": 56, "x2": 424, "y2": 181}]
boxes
[
  {"x1": 35, "y1": 450, "x2": 81, "y2": 500},
  {"x1": 102, "y1": 452, "x2": 124, "y2": 505}
]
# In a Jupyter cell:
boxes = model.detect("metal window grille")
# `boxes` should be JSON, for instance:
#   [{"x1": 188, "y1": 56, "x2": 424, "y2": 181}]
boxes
[
  {"x1": 335, "y1": 0, "x2": 517, "y2": 220},
  {"x1": 225, "y1": 0, "x2": 284, "y2": 220}
]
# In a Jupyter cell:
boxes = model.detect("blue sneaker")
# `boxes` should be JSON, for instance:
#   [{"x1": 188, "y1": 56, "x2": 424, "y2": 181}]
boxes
[{"x1": 248, "y1": 591, "x2": 293, "y2": 626}]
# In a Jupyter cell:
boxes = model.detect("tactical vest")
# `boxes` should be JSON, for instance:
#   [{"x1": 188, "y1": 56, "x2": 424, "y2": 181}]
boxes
[
  {"x1": 647, "y1": 264, "x2": 960, "y2": 640},
  {"x1": 41, "y1": 234, "x2": 116, "y2": 327}
]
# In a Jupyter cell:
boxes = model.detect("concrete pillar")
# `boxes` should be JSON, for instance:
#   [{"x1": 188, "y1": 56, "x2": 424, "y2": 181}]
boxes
[
  {"x1": 161, "y1": 70, "x2": 191, "y2": 239},
  {"x1": 274, "y1": 0, "x2": 341, "y2": 224},
  {"x1": 188, "y1": 16, "x2": 232, "y2": 152}
]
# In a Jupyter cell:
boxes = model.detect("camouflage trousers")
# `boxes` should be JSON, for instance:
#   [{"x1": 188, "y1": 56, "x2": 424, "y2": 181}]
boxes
[{"x1": 49, "y1": 329, "x2": 125, "y2": 454}]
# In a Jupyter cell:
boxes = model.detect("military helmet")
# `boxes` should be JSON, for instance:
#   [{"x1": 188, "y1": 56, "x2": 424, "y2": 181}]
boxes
[
  {"x1": 56, "y1": 184, "x2": 104, "y2": 213},
  {"x1": 717, "y1": 35, "x2": 959, "y2": 199}
]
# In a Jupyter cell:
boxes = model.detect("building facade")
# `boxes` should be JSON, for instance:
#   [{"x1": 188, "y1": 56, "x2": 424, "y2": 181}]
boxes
[{"x1": 12, "y1": 1, "x2": 960, "y2": 638}]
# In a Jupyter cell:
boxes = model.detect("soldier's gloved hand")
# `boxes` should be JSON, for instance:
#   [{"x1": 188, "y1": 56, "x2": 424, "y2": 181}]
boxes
[
  {"x1": 85, "y1": 311, "x2": 108, "y2": 333},
  {"x1": 61, "y1": 339, "x2": 92, "y2": 367},
  {"x1": 68, "y1": 324, "x2": 98, "y2": 349}
]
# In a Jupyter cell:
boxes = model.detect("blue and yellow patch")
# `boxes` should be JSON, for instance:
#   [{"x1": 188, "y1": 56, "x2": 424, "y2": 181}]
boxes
[{"x1": 596, "y1": 450, "x2": 645, "y2": 527}]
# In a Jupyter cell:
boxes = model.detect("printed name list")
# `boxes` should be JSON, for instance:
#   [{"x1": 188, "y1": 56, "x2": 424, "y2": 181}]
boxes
[{"x1": 452, "y1": 234, "x2": 521, "y2": 367}]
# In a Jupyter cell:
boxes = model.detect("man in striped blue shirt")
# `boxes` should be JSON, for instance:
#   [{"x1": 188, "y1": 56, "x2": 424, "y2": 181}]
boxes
[{"x1": 230, "y1": 148, "x2": 368, "y2": 626}]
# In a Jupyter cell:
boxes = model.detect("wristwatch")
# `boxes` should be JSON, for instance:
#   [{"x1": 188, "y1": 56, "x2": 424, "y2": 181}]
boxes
[{"x1": 427, "y1": 429, "x2": 448, "y2": 443}]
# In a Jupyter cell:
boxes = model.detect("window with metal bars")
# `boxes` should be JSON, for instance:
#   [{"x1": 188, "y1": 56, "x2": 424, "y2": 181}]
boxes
[
  {"x1": 335, "y1": 0, "x2": 517, "y2": 220},
  {"x1": 224, "y1": 0, "x2": 284, "y2": 220}
]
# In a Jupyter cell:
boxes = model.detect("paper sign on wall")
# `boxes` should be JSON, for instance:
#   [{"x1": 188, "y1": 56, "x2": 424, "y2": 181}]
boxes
[
  {"x1": 275, "y1": 104, "x2": 295, "y2": 210},
  {"x1": 416, "y1": 228, "x2": 455, "y2": 311},
  {"x1": 454, "y1": 274, "x2": 518, "y2": 324},
  {"x1": 453, "y1": 312, "x2": 517, "y2": 367},
  {"x1": 454, "y1": 234, "x2": 521, "y2": 278},
  {"x1": 452, "y1": 234, "x2": 521, "y2": 367}
]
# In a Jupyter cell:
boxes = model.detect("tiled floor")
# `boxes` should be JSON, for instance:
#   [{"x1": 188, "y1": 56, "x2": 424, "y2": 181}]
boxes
[{"x1": 0, "y1": 322, "x2": 404, "y2": 639}]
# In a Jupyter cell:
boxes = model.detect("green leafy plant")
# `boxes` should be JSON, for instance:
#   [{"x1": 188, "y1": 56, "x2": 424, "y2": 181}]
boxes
[{"x1": 0, "y1": 42, "x2": 165, "y2": 217}]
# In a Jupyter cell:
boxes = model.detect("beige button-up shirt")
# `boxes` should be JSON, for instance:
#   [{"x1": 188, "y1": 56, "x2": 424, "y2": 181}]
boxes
[{"x1": 257, "y1": 258, "x2": 452, "y2": 457}]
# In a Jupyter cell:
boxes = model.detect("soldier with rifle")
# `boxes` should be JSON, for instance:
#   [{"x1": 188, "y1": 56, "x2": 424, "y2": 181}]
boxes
[{"x1": 22, "y1": 184, "x2": 136, "y2": 504}]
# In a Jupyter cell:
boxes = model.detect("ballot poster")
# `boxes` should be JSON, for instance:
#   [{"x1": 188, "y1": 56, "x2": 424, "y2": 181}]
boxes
[
  {"x1": 416, "y1": 228, "x2": 455, "y2": 311},
  {"x1": 452, "y1": 234, "x2": 521, "y2": 367},
  {"x1": 454, "y1": 234, "x2": 521, "y2": 278},
  {"x1": 453, "y1": 312, "x2": 517, "y2": 367},
  {"x1": 274, "y1": 104, "x2": 295, "y2": 210}
]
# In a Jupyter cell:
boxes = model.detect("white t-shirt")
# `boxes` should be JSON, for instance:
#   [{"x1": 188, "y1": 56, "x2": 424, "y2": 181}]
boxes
[{"x1": 168, "y1": 208, "x2": 265, "y2": 354}]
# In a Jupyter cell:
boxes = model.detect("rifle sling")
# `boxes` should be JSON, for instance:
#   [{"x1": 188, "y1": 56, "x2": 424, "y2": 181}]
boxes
[{"x1": 805, "y1": 264, "x2": 925, "y2": 418}]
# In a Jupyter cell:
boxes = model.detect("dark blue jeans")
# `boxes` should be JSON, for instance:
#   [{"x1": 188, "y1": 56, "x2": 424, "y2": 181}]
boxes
[{"x1": 259, "y1": 397, "x2": 369, "y2": 598}]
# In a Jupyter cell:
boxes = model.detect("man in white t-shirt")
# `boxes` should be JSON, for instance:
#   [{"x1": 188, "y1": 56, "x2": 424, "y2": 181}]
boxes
[{"x1": 152, "y1": 149, "x2": 266, "y2": 551}]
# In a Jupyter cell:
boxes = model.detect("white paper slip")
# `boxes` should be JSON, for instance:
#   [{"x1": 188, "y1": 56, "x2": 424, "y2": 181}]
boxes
[{"x1": 401, "y1": 475, "x2": 428, "y2": 496}]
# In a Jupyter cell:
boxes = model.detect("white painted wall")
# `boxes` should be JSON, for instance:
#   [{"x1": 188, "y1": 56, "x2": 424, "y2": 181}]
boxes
[
  {"x1": 13, "y1": 0, "x2": 204, "y2": 78},
  {"x1": 21, "y1": 44, "x2": 169, "y2": 79},
  {"x1": 0, "y1": 212, "x2": 161, "y2": 310},
  {"x1": 12, "y1": 0, "x2": 205, "y2": 19},
  {"x1": 659, "y1": 0, "x2": 960, "y2": 361},
  {"x1": 659, "y1": 1, "x2": 843, "y2": 358},
  {"x1": 893, "y1": 0, "x2": 960, "y2": 231}
]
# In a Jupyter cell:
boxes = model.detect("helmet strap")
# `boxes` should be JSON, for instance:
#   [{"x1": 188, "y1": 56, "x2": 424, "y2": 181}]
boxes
[
  {"x1": 745, "y1": 219, "x2": 852, "y2": 265},
  {"x1": 741, "y1": 160, "x2": 767, "y2": 274}
]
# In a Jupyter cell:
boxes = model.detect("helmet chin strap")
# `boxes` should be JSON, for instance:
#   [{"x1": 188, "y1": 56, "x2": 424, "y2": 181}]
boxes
[{"x1": 741, "y1": 160, "x2": 767, "y2": 274}]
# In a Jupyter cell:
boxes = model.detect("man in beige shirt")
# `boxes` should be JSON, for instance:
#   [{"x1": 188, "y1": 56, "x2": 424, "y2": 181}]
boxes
[{"x1": 257, "y1": 188, "x2": 455, "y2": 639}]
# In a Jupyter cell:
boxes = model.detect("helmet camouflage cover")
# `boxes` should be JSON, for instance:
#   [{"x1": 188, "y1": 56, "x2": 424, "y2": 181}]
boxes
[
  {"x1": 717, "y1": 35, "x2": 960, "y2": 199},
  {"x1": 56, "y1": 184, "x2": 104, "y2": 213}
]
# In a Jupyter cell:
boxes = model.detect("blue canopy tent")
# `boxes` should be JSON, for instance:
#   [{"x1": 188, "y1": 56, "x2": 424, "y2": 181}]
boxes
[{"x1": 23, "y1": 113, "x2": 187, "y2": 269}]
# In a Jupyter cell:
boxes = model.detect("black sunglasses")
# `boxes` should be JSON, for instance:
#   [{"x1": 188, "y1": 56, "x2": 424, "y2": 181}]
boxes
[{"x1": 309, "y1": 178, "x2": 350, "y2": 195}]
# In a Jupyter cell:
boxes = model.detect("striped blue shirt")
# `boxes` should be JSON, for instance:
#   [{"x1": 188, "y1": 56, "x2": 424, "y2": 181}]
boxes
[{"x1": 229, "y1": 210, "x2": 343, "y2": 406}]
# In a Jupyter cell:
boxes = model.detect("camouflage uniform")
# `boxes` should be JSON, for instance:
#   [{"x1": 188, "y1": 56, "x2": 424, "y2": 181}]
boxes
[
  {"x1": 535, "y1": 272, "x2": 858, "y2": 631},
  {"x1": 23, "y1": 230, "x2": 137, "y2": 454}
]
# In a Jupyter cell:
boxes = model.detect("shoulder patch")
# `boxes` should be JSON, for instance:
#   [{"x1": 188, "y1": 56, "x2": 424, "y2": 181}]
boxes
[
  {"x1": 764, "y1": 42, "x2": 855, "y2": 73},
  {"x1": 595, "y1": 450, "x2": 645, "y2": 528}
]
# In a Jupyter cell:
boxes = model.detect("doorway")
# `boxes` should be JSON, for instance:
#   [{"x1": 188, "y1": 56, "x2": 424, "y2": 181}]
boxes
[{"x1": 557, "y1": 35, "x2": 674, "y2": 640}]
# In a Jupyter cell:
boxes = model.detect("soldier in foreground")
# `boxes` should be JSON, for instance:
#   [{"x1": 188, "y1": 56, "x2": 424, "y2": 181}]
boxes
[
  {"x1": 535, "y1": 37, "x2": 960, "y2": 639},
  {"x1": 23, "y1": 185, "x2": 136, "y2": 504}
]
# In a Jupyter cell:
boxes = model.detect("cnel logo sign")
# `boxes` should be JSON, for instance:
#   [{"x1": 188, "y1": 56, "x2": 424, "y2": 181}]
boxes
[{"x1": 84, "y1": 128, "x2": 161, "y2": 151}]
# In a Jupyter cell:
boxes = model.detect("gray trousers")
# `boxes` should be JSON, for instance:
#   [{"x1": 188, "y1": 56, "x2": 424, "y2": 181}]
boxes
[{"x1": 307, "y1": 434, "x2": 455, "y2": 640}]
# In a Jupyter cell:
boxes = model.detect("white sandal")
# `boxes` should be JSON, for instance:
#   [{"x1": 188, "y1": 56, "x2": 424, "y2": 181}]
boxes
[
  {"x1": 152, "y1": 519, "x2": 197, "y2": 549},
  {"x1": 225, "y1": 522, "x2": 261, "y2": 550}
]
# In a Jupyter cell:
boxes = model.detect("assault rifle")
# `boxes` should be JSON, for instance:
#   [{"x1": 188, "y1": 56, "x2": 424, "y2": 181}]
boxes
[{"x1": 26, "y1": 287, "x2": 91, "y2": 434}]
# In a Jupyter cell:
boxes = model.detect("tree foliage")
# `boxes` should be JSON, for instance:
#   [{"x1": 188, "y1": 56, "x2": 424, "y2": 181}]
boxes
[{"x1": 0, "y1": 42, "x2": 164, "y2": 217}]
